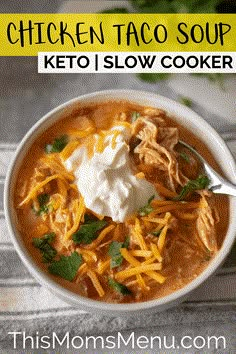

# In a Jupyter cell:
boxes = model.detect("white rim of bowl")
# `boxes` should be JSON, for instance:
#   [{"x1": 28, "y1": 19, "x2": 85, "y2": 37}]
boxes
[{"x1": 4, "y1": 89, "x2": 236, "y2": 314}]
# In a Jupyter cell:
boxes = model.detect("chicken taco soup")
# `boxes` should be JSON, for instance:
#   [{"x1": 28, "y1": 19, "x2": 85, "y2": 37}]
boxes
[{"x1": 14, "y1": 100, "x2": 229, "y2": 303}]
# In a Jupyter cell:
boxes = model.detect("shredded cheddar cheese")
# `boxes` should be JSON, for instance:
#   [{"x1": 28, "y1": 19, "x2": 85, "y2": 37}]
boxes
[
  {"x1": 64, "y1": 196, "x2": 85, "y2": 241},
  {"x1": 68, "y1": 126, "x2": 95, "y2": 139},
  {"x1": 157, "y1": 225, "x2": 168, "y2": 253},
  {"x1": 86, "y1": 224, "x2": 115, "y2": 250},
  {"x1": 116, "y1": 263, "x2": 163, "y2": 281},
  {"x1": 19, "y1": 174, "x2": 66, "y2": 206},
  {"x1": 17, "y1": 104, "x2": 218, "y2": 303},
  {"x1": 95, "y1": 129, "x2": 122, "y2": 154},
  {"x1": 97, "y1": 259, "x2": 110, "y2": 275},
  {"x1": 60, "y1": 140, "x2": 81, "y2": 160},
  {"x1": 135, "y1": 172, "x2": 145, "y2": 179},
  {"x1": 132, "y1": 218, "x2": 148, "y2": 250},
  {"x1": 130, "y1": 250, "x2": 153, "y2": 258},
  {"x1": 150, "y1": 243, "x2": 163, "y2": 263},
  {"x1": 120, "y1": 249, "x2": 166, "y2": 285},
  {"x1": 87, "y1": 270, "x2": 105, "y2": 297}
]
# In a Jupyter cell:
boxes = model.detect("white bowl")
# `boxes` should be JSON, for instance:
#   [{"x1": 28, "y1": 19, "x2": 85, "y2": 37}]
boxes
[{"x1": 4, "y1": 90, "x2": 236, "y2": 316}]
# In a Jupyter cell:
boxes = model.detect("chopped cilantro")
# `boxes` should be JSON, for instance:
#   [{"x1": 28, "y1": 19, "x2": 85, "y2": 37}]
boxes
[
  {"x1": 48, "y1": 252, "x2": 83, "y2": 281},
  {"x1": 108, "y1": 237, "x2": 130, "y2": 269},
  {"x1": 32, "y1": 193, "x2": 51, "y2": 216},
  {"x1": 137, "y1": 73, "x2": 170, "y2": 83},
  {"x1": 100, "y1": 7, "x2": 129, "y2": 13},
  {"x1": 99, "y1": 0, "x2": 229, "y2": 86},
  {"x1": 38, "y1": 193, "x2": 50, "y2": 206},
  {"x1": 191, "y1": 73, "x2": 225, "y2": 89},
  {"x1": 123, "y1": 236, "x2": 130, "y2": 249},
  {"x1": 152, "y1": 229, "x2": 162, "y2": 237},
  {"x1": 179, "y1": 152, "x2": 190, "y2": 163},
  {"x1": 72, "y1": 219, "x2": 108, "y2": 245},
  {"x1": 139, "y1": 195, "x2": 155, "y2": 216},
  {"x1": 131, "y1": 111, "x2": 140, "y2": 123},
  {"x1": 45, "y1": 135, "x2": 68, "y2": 154},
  {"x1": 131, "y1": 0, "x2": 222, "y2": 13},
  {"x1": 32, "y1": 232, "x2": 57, "y2": 263},
  {"x1": 108, "y1": 277, "x2": 132, "y2": 295},
  {"x1": 180, "y1": 97, "x2": 192, "y2": 108},
  {"x1": 101, "y1": 0, "x2": 225, "y2": 14},
  {"x1": 174, "y1": 175, "x2": 210, "y2": 201},
  {"x1": 83, "y1": 213, "x2": 98, "y2": 224}
]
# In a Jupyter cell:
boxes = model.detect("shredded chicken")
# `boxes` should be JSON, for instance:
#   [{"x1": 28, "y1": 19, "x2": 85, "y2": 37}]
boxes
[
  {"x1": 132, "y1": 116, "x2": 188, "y2": 191},
  {"x1": 196, "y1": 191, "x2": 217, "y2": 252}
]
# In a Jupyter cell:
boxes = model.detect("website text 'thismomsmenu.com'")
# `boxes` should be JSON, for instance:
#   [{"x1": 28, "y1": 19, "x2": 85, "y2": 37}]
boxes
[{"x1": 8, "y1": 331, "x2": 227, "y2": 351}]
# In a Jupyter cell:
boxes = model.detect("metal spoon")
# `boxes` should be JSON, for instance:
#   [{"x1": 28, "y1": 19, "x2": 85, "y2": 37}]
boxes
[{"x1": 179, "y1": 140, "x2": 236, "y2": 197}]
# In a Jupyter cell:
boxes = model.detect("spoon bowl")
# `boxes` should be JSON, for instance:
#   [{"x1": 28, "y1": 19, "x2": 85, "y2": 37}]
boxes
[{"x1": 179, "y1": 140, "x2": 236, "y2": 197}]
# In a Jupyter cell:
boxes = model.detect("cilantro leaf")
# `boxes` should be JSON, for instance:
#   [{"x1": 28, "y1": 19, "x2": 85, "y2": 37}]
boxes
[
  {"x1": 152, "y1": 229, "x2": 162, "y2": 237},
  {"x1": 131, "y1": 0, "x2": 221, "y2": 13},
  {"x1": 108, "y1": 237, "x2": 130, "y2": 269},
  {"x1": 172, "y1": 0, "x2": 221, "y2": 13},
  {"x1": 32, "y1": 232, "x2": 57, "y2": 263},
  {"x1": 137, "y1": 73, "x2": 170, "y2": 83},
  {"x1": 179, "y1": 152, "x2": 190, "y2": 163},
  {"x1": 131, "y1": 111, "x2": 140, "y2": 123},
  {"x1": 32, "y1": 193, "x2": 51, "y2": 216},
  {"x1": 38, "y1": 193, "x2": 50, "y2": 206},
  {"x1": 108, "y1": 242, "x2": 124, "y2": 268},
  {"x1": 139, "y1": 195, "x2": 155, "y2": 216},
  {"x1": 123, "y1": 236, "x2": 130, "y2": 249},
  {"x1": 83, "y1": 213, "x2": 98, "y2": 224},
  {"x1": 45, "y1": 135, "x2": 68, "y2": 154},
  {"x1": 48, "y1": 252, "x2": 83, "y2": 281},
  {"x1": 100, "y1": 7, "x2": 129, "y2": 13},
  {"x1": 36, "y1": 193, "x2": 51, "y2": 216},
  {"x1": 174, "y1": 175, "x2": 210, "y2": 201},
  {"x1": 191, "y1": 73, "x2": 225, "y2": 90},
  {"x1": 72, "y1": 219, "x2": 108, "y2": 245},
  {"x1": 180, "y1": 97, "x2": 192, "y2": 108},
  {"x1": 131, "y1": 0, "x2": 175, "y2": 13},
  {"x1": 108, "y1": 277, "x2": 132, "y2": 295}
]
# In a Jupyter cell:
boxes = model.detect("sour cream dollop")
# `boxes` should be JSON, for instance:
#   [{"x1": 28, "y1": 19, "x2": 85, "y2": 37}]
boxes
[{"x1": 64, "y1": 126, "x2": 159, "y2": 222}]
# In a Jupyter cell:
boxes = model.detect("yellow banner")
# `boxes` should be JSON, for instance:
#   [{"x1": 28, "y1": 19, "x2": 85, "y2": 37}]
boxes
[{"x1": 0, "y1": 14, "x2": 235, "y2": 55}]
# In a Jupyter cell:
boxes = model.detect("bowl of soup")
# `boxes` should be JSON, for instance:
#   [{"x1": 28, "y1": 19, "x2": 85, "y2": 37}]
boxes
[{"x1": 4, "y1": 90, "x2": 236, "y2": 316}]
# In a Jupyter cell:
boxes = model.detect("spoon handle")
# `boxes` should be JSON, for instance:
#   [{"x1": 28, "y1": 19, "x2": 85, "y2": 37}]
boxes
[
  {"x1": 211, "y1": 180, "x2": 236, "y2": 197},
  {"x1": 179, "y1": 140, "x2": 236, "y2": 197}
]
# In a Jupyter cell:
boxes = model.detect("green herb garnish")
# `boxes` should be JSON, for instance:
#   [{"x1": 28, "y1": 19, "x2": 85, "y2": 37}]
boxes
[
  {"x1": 180, "y1": 97, "x2": 192, "y2": 108},
  {"x1": 139, "y1": 195, "x2": 155, "y2": 216},
  {"x1": 137, "y1": 73, "x2": 170, "y2": 83},
  {"x1": 32, "y1": 232, "x2": 57, "y2": 263},
  {"x1": 108, "y1": 237, "x2": 130, "y2": 269},
  {"x1": 123, "y1": 236, "x2": 130, "y2": 249},
  {"x1": 174, "y1": 175, "x2": 210, "y2": 201},
  {"x1": 37, "y1": 193, "x2": 50, "y2": 206},
  {"x1": 152, "y1": 229, "x2": 162, "y2": 237},
  {"x1": 108, "y1": 277, "x2": 132, "y2": 295},
  {"x1": 45, "y1": 135, "x2": 68, "y2": 154},
  {"x1": 191, "y1": 73, "x2": 225, "y2": 90},
  {"x1": 100, "y1": 1, "x2": 230, "y2": 85},
  {"x1": 100, "y1": 7, "x2": 129, "y2": 13},
  {"x1": 32, "y1": 193, "x2": 51, "y2": 216},
  {"x1": 48, "y1": 251, "x2": 83, "y2": 281},
  {"x1": 131, "y1": 0, "x2": 222, "y2": 13},
  {"x1": 131, "y1": 111, "x2": 140, "y2": 122},
  {"x1": 37, "y1": 193, "x2": 51, "y2": 215},
  {"x1": 179, "y1": 152, "x2": 190, "y2": 163},
  {"x1": 72, "y1": 218, "x2": 108, "y2": 245},
  {"x1": 83, "y1": 213, "x2": 98, "y2": 224}
]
